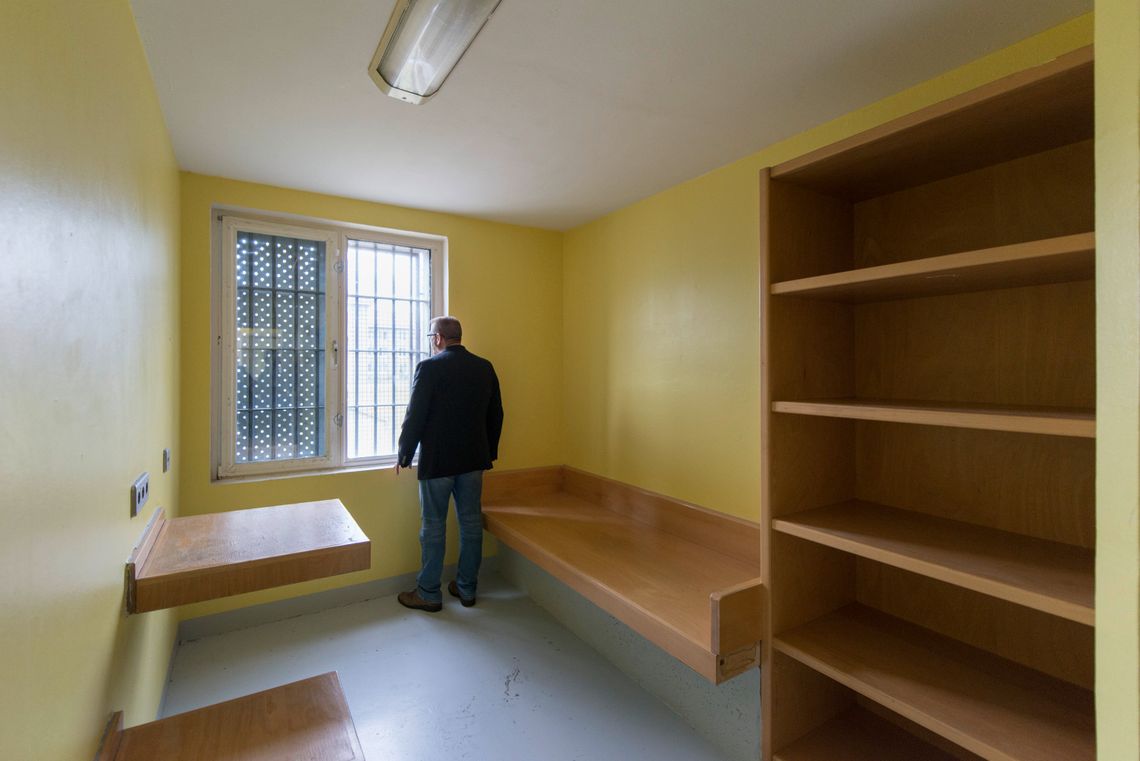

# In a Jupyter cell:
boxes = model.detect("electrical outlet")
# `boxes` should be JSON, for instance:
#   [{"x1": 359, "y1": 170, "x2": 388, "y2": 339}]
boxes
[
  {"x1": 130, "y1": 472, "x2": 149, "y2": 518},
  {"x1": 162, "y1": 448, "x2": 172, "y2": 473}
]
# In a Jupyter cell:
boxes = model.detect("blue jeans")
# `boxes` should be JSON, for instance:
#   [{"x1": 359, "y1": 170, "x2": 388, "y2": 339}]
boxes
[{"x1": 416, "y1": 470, "x2": 484, "y2": 603}]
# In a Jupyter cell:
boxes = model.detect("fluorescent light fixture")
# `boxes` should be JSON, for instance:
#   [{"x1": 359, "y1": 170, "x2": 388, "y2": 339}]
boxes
[{"x1": 368, "y1": 0, "x2": 503, "y2": 105}]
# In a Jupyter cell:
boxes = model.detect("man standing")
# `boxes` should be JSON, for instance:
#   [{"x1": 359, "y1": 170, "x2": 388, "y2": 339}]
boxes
[{"x1": 395, "y1": 316, "x2": 503, "y2": 612}]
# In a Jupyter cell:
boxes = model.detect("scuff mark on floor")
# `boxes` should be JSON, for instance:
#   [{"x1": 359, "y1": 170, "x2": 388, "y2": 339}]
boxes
[{"x1": 503, "y1": 658, "x2": 522, "y2": 701}]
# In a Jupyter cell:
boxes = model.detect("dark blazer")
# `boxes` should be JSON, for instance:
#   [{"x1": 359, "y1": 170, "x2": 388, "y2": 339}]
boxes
[{"x1": 397, "y1": 345, "x2": 504, "y2": 480}]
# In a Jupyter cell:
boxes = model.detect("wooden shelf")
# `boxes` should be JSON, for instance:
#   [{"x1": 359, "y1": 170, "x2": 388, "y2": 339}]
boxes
[
  {"x1": 770, "y1": 234, "x2": 1094, "y2": 302},
  {"x1": 127, "y1": 501, "x2": 371, "y2": 613},
  {"x1": 773, "y1": 501, "x2": 1093, "y2": 625},
  {"x1": 100, "y1": 672, "x2": 364, "y2": 761},
  {"x1": 761, "y1": 44, "x2": 1096, "y2": 761},
  {"x1": 771, "y1": 398, "x2": 1095, "y2": 438},
  {"x1": 483, "y1": 466, "x2": 764, "y2": 684},
  {"x1": 774, "y1": 706, "x2": 967, "y2": 761},
  {"x1": 775, "y1": 606, "x2": 1094, "y2": 761},
  {"x1": 770, "y1": 48, "x2": 1092, "y2": 199}
]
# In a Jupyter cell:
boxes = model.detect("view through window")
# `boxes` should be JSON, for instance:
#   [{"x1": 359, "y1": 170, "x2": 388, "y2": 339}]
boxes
[{"x1": 344, "y1": 239, "x2": 432, "y2": 459}]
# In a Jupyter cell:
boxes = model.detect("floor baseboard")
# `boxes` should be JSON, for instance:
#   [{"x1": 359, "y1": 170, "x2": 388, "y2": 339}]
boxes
[{"x1": 177, "y1": 561, "x2": 489, "y2": 641}]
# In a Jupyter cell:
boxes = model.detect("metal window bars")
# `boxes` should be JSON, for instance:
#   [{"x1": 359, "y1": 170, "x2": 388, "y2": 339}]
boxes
[{"x1": 344, "y1": 238, "x2": 432, "y2": 459}]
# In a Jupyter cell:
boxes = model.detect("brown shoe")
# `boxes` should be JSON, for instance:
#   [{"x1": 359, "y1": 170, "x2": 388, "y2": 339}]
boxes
[
  {"x1": 448, "y1": 580, "x2": 476, "y2": 607},
  {"x1": 398, "y1": 588, "x2": 442, "y2": 612}
]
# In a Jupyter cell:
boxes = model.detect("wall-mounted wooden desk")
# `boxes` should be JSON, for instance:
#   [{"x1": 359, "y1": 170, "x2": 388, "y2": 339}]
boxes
[
  {"x1": 127, "y1": 500, "x2": 370, "y2": 613},
  {"x1": 98, "y1": 672, "x2": 364, "y2": 761}
]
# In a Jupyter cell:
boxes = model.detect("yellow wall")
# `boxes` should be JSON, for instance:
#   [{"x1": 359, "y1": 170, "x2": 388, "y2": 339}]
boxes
[
  {"x1": 1095, "y1": 0, "x2": 1140, "y2": 756},
  {"x1": 0, "y1": 1, "x2": 181, "y2": 758},
  {"x1": 178, "y1": 173, "x2": 563, "y2": 617},
  {"x1": 562, "y1": 15, "x2": 1094, "y2": 522}
]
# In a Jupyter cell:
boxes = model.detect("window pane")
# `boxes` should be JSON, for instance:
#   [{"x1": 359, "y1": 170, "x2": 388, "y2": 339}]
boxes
[
  {"x1": 395, "y1": 248, "x2": 412, "y2": 299},
  {"x1": 378, "y1": 252, "x2": 394, "y2": 297},
  {"x1": 358, "y1": 350, "x2": 376, "y2": 407},
  {"x1": 379, "y1": 405, "x2": 394, "y2": 454},
  {"x1": 274, "y1": 291, "x2": 296, "y2": 348},
  {"x1": 357, "y1": 245, "x2": 376, "y2": 298},
  {"x1": 378, "y1": 298, "x2": 394, "y2": 350},
  {"x1": 274, "y1": 239, "x2": 296, "y2": 289},
  {"x1": 274, "y1": 410, "x2": 297, "y2": 459},
  {"x1": 345, "y1": 238, "x2": 431, "y2": 459},
  {"x1": 234, "y1": 231, "x2": 326, "y2": 464},
  {"x1": 357, "y1": 297, "x2": 375, "y2": 352}
]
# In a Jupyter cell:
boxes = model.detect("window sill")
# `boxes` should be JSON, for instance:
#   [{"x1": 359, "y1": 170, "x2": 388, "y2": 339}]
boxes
[{"x1": 212, "y1": 460, "x2": 406, "y2": 485}]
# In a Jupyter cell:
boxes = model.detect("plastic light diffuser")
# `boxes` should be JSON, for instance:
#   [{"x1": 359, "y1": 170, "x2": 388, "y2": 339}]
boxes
[{"x1": 368, "y1": 0, "x2": 502, "y2": 104}]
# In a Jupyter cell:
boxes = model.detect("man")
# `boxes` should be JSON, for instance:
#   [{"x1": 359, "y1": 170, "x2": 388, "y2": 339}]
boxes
[{"x1": 395, "y1": 315, "x2": 503, "y2": 612}]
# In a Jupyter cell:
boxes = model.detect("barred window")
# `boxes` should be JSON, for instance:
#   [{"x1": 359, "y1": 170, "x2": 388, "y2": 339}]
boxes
[
  {"x1": 218, "y1": 215, "x2": 443, "y2": 478},
  {"x1": 344, "y1": 239, "x2": 433, "y2": 460}
]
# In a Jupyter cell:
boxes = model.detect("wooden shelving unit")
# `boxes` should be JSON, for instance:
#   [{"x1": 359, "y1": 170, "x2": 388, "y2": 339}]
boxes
[
  {"x1": 759, "y1": 47, "x2": 1095, "y2": 760},
  {"x1": 127, "y1": 500, "x2": 371, "y2": 613},
  {"x1": 483, "y1": 466, "x2": 764, "y2": 684}
]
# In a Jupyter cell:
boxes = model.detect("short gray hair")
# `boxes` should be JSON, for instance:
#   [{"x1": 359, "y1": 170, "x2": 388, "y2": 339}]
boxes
[{"x1": 430, "y1": 316, "x2": 462, "y2": 342}]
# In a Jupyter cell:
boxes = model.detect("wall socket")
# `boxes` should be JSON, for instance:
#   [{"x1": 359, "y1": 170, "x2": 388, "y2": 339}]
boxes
[{"x1": 130, "y1": 472, "x2": 150, "y2": 518}]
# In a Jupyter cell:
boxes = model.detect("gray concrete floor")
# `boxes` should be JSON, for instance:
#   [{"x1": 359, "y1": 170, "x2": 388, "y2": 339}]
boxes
[{"x1": 163, "y1": 572, "x2": 732, "y2": 761}]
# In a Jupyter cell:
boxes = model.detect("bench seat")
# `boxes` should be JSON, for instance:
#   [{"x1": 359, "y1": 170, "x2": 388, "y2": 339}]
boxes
[{"x1": 483, "y1": 466, "x2": 764, "y2": 683}]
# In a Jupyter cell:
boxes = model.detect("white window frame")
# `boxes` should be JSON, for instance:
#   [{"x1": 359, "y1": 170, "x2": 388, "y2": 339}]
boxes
[
  {"x1": 214, "y1": 210, "x2": 446, "y2": 480},
  {"x1": 337, "y1": 227, "x2": 444, "y2": 469}
]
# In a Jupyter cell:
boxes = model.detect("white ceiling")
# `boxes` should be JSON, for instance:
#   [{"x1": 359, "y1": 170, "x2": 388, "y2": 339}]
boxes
[{"x1": 130, "y1": 0, "x2": 1090, "y2": 231}]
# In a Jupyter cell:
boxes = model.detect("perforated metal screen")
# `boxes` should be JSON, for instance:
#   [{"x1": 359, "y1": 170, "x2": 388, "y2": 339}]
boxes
[{"x1": 233, "y1": 232, "x2": 326, "y2": 463}]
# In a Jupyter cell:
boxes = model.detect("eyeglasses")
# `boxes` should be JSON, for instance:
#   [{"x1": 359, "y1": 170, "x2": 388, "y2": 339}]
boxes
[{"x1": 426, "y1": 332, "x2": 438, "y2": 337}]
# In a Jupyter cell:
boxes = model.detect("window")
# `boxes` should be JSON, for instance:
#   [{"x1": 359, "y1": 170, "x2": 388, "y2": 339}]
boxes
[
  {"x1": 343, "y1": 238, "x2": 433, "y2": 460},
  {"x1": 217, "y1": 214, "x2": 444, "y2": 478}
]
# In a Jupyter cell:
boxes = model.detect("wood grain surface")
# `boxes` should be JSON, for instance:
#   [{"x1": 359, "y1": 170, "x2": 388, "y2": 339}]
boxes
[
  {"x1": 775, "y1": 606, "x2": 1094, "y2": 761},
  {"x1": 771, "y1": 399, "x2": 1094, "y2": 438},
  {"x1": 483, "y1": 467, "x2": 764, "y2": 684},
  {"x1": 774, "y1": 500, "x2": 1093, "y2": 624},
  {"x1": 130, "y1": 500, "x2": 371, "y2": 613},
  {"x1": 115, "y1": 672, "x2": 364, "y2": 761},
  {"x1": 771, "y1": 233, "x2": 1094, "y2": 302},
  {"x1": 774, "y1": 706, "x2": 972, "y2": 761},
  {"x1": 770, "y1": 48, "x2": 1092, "y2": 200}
]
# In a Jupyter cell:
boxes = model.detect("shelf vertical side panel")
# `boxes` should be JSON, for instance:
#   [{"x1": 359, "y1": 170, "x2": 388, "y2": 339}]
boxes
[
  {"x1": 759, "y1": 166, "x2": 775, "y2": 761},
  {"x1": 764, "y1": 174, "x2": 860, "y2": 758}
]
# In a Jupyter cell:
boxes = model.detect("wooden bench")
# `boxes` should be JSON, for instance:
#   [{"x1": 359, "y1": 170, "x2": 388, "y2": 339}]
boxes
[
  {"x1": 482, "y1": 466, "x2": 764, "y2": 683},
  {"x1": 126, "y1": 500, "x2": 371, "y2": 613},
  {"x1": 97, "y1": 672, "x2": 364, "y2": 761}
]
